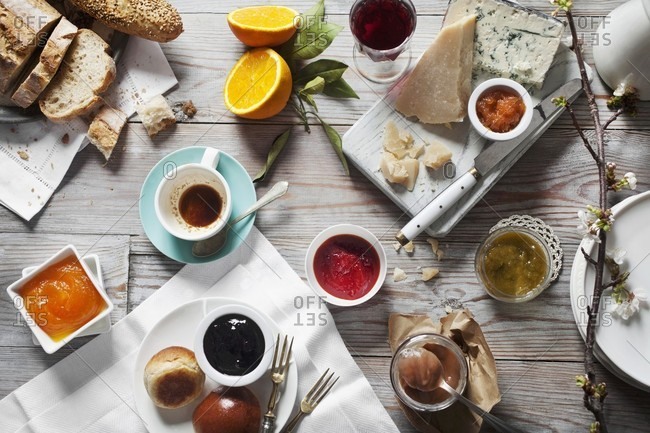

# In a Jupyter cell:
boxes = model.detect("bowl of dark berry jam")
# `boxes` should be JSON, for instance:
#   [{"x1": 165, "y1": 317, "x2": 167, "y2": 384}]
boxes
[
  {"x1": 193, "y1": 303, "x2": 274, "y2": 386},
  {"x1": 305, "y1": 224, "x2": 387, "y2": 307}
]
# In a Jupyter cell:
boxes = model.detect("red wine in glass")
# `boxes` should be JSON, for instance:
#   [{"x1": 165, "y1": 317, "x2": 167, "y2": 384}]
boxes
[{"x1": 350, "y1": 0, "x2": 416, "y2": 53}]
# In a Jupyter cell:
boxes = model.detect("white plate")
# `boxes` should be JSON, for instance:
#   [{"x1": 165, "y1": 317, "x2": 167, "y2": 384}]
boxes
[
  {"x1": 570, "y1": 191, "x2": 650, "y2": 389},
  {"x1": 343, "y1": 43, "x2": 591, "y2": 237},
  {"x1": 22, "y1": 254, "x2": 112, "y2": 346},
  {"x1": 133, "y1": 297, "x2": 298, "y2": 433}
]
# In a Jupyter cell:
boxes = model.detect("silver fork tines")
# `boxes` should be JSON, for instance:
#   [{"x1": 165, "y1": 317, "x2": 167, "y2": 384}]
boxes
[
  {"x1": 279, "y1": 368, "x2": 340, "y2": 433},
  {"x1": 261, "y1": 334, "x2": 293, "y2": 433}
]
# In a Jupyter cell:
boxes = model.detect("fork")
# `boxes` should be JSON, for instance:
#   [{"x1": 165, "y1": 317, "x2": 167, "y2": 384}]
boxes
[
  {"x1": 261, "y1": 335, "x2": 294, "y2": 433},
  {"x1": 279, "y1": 369, "x2": 339, "y2": 433}
]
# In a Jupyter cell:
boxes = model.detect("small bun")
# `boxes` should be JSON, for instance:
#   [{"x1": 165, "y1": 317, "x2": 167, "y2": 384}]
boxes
[
  {"x1": 144, "y1": 346, "x2": 205, "y2": 409},
  {"x1": 193, "y1": 386, "x2": 261, "y2": 433}
]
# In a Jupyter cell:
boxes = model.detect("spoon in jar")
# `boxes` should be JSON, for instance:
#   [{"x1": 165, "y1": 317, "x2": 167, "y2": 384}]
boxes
[
  {"x1": 424, "y1": 352, "x2": 525, "y2": 433},
  {"x1": 192, "y1": 181, "x2": 289, "y2": 257}
]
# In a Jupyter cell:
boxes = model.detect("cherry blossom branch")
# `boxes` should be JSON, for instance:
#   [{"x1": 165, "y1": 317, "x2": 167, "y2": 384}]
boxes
[{"x1": 603, "y1": 108, "x2": 624, "y2": 131}]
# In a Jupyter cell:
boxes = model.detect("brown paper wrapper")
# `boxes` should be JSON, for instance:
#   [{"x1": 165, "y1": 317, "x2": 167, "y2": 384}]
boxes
[{"x1": 388, "y1": 310, "x2": 501, "y2": 433}]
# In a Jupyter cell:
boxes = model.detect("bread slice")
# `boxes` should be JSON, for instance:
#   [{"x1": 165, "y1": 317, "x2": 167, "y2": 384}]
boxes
[
  {"x1": 395, "y1": 15, "x2": 476, "y2": 124},
  {"x1": 0, "y1": 0, "x2": 62, "y2": 93},
  {"x1": 1, "y1": 0, "x2": 61, "y2": 33},
  {"x1": 39, "y1": 29, "x2": 116, "y2": 123},
  {"x1": 11, "y1": 18, "x2": 77, "y2": 108},
  {"x1": 68, "y1": 0, "x2": 183, "y2": 42},
  {"x1": 88, "y1": 106, "x2": 127, "y2": 161}
]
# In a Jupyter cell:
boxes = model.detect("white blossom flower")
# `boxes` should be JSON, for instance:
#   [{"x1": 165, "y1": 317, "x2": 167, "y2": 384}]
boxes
[
  {"x1": 577, "y1": 210, "x2": 601, "y2": 243},
  {"x1": 615, "y1": 299, "x2": 639, "y2": 320},
  {"x1": 624, "y1": 172, "x2": 637, "y2": 190},
  {"x1": 606, "y1": 248, "x2": 626, "y2": 265},
  {"x1": 613, "y1": 75, "x2": 634, "y2": 97},
  {"x1": 633, "y1": 288, "x2": 647, "y2": 303}
]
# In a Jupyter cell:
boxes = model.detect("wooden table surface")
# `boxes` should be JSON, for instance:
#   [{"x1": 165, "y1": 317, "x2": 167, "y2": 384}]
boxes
[{"x1": 2, "y1": 1, "x2": 650, "y2": 431}]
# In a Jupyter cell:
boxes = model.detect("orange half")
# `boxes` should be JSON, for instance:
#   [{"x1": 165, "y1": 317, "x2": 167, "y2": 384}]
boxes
[
  {"x1": 227, "y1": 6, "x2": 299, "y2": 47},
  {"x1": 224, "y1": 48, "x2": 292, "y2": 120}
]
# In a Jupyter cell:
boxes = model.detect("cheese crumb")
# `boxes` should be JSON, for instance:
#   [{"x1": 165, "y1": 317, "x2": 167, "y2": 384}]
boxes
[
  {"x1": 393, "y1": 242, "x2": 402, "y2": 252},
  {"x1": 427, "y1": 238, "x2": 439, "y2": 254},
  {"x1": 422, "y1": 141, "x2": 452, "y2": 170},
  {"x1": 393, "y1": 267, "x2": 408, "y2": 282},
  {"x1": 421, "y1": 267, "x2": 440, "y2": 281},
  {"x1": 436, "y1": 249, "x2": 445, "y2": 261},
  {"x1": 403, "y1": 241, "x2": 415, "y2": 254}
]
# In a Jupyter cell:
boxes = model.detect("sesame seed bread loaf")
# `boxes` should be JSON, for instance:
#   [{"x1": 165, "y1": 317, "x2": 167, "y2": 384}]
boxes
[
  {"x1": 11, "y1": 18, "x2": 77, "y2": 108},
  {"x1": 0, "y1": 0, "x2": 62, "y2": 94},
  {"x1": 68, "y1": 0, "x2": 183, "y2": 43},
  {"x1": 88, "y1": 106, "x2": 127, "y2": 161},
  {"x1": 39, "y1": 29, "x2": 116, "y2": 123}
]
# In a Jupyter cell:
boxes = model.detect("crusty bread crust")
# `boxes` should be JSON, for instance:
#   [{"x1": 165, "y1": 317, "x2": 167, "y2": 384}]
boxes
[
  {"x1": 12, "y1": 18, "x2": 77, "y2": 108},
  {"x1": 68, "y1": 0, "x2": 183, "y2": 42},
  {"x1": 39, "y1": 29, "x2": 116, "y2": 123},
  {"x1": 0, "y1": 5, "x2": 38, "y2": 93},
  {"x1": 88, "y1": 106, "x2": 127, "y2": 161},
  {"x1": 144, "y1": 346, "x2": 205, "y2": 409}
]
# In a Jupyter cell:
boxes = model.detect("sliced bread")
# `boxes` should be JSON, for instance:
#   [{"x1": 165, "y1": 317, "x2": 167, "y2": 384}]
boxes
[
  {"x1": 39, "y1": 29, "x2": 116, "y2": 123},
  {"x1": 0, "y1": 5, "x2": 37, "y2": 93},
  {"x1": 11, "y1": 18, "x2": 78, "y2": 108},
  {"x1": 0, "y1": 0, "x2": 62, "y2": 93},
  {"x1": 1, "y1": 0, "x2": 61, "y2": 33},
  {"x1": 88, "y1": 105, "x2": 127, "y2": 161}
]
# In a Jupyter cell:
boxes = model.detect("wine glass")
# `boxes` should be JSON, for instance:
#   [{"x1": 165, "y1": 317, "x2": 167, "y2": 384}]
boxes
[{"x1": 349, "y1": 0, "x2": 417, "y2": 84}]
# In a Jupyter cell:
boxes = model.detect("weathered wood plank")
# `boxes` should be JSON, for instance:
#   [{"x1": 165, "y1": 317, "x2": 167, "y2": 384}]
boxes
[
  {"x1": 172, "y1": 0, "x2": 627, "y2": 16},
  {"x1": 358, "y1": 357, "x2": 650, "y2": 433},
  {"x1": 0, "y1": 234, "x2": 130, "y2": 347},
  {"x1": 1, "y1": 125, "x2": 647, "y2": 236},
  {"x1": 154, "y1": 14, "x2": 649, "y2": 129}
]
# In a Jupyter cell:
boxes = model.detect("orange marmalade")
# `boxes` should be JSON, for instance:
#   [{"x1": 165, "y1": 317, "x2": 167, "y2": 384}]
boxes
[
  {"x1": 20, "y1": 255, "x2": 107, "y2": 341},
  {"x1": 476, "y1": 88, "x2": 526, "y2": 133}
]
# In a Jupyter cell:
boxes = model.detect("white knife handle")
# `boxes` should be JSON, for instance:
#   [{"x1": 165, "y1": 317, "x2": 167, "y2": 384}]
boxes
[{"x1": 396, "y1": 169, "x2": 479, "y2": 244}]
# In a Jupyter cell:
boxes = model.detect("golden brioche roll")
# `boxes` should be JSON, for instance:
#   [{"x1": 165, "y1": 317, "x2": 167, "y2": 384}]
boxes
[
  {"x1": 192, "y1": 386, "x2": 261, "y2": 433},
  {"x1": 144, "y1": 346, "x2": 205, "y2": 409},
  {"x1": 67, "y1": 0, "x2": 183, "y2": 42}
]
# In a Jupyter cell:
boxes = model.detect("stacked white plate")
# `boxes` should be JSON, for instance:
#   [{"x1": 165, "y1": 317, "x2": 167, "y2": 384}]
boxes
[{"x1": 570, "y1": 191, "x2": 650, "y2": 391}]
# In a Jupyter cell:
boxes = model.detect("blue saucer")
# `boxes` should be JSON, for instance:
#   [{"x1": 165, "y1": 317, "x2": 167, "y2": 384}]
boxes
[{"x1": 139, "y1": 147, "x2": 256, "y2": 264}]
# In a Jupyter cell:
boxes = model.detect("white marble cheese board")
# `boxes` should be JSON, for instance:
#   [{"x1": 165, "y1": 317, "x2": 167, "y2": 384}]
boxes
[{"x1": 343, "y1": 43, "x2": 591, "y2": 237}]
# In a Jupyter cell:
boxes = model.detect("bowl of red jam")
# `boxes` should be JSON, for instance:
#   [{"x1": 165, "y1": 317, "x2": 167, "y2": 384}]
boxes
[
  {"x1": 467, "y1": 78, "x2": 533, "y2": 142},
  {"x1": 6, "y1": 245, "x2": 114, "y2": 354},
  {"x1": 305, "y1": 224, "x2": 387, "y2": 307},
  {"x1": 193, "y1": 303, "x2": 274, "y2": 387}
]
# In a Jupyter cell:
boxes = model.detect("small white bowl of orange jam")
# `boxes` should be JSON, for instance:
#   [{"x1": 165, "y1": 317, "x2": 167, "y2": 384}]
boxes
[{"x1": 6, "y1": 245, "x2": 114, "y2": 354}]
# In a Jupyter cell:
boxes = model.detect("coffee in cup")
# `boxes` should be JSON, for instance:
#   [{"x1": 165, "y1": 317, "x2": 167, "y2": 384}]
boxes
[{"x1": 154, "y1": 147, "x2": 233, "y2": 241}]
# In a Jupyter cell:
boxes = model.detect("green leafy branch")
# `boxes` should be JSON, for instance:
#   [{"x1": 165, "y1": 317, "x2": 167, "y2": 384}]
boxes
[{"x1": 254, "y1": 0, "x2": 359, "y2": 183}]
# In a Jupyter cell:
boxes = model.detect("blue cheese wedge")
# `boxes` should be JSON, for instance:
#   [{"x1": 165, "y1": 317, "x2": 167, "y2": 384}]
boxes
[{"x1": 444, "y1": 0, "x2": 564, "y2": 88}]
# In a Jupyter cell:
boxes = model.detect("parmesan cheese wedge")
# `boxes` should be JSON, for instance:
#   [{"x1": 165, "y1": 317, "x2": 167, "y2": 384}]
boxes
[{"x1": 395, "y1": 15, "x2": 476, "y2": 124}]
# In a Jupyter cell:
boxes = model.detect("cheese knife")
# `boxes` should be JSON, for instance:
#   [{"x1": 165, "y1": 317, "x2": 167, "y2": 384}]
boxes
[{"x1": 396, "y1": 78, "x2": 583, "y2": 245}]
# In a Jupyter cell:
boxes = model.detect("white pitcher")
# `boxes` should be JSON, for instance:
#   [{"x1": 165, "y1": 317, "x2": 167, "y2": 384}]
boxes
[{"x1": 593, "y1": 0, "x2": 650, "y2": 100}]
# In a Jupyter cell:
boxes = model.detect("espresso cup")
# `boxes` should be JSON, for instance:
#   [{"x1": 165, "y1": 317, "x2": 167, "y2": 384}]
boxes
[{"x1": 154, "y1": 147, "x2": 233, "y2": 241}]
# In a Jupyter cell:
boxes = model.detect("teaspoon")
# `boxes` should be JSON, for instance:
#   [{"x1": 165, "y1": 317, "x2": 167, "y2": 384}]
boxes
[
  {"x1": 192, "y1": 181, "x2": 289, "y2": 257},
  {"x1": 427, "y1": 353, "x2": 525, "y2": 433}
]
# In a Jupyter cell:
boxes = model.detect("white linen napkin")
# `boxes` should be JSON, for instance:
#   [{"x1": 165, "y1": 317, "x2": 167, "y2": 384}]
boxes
[
  {"x1": 0, "y1": 37, "x2": 178, "y2": 221},
  {"x1": 0, "y1": 227, "x2": 400, "y2": 433}
]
